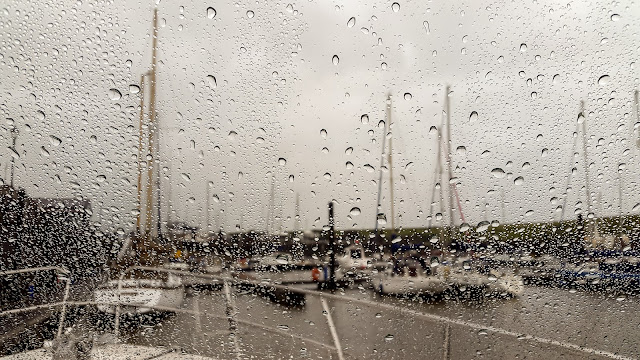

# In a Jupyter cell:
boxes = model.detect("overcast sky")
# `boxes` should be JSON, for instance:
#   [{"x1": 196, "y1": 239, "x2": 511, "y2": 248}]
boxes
[{"x1": 1, "y1": 0, "x2": 639, "y2": 233}]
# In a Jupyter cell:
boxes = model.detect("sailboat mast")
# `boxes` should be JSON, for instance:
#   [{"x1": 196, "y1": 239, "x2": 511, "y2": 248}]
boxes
[
  {"x1": 268, "y1": 176, "x2": 275, "y2": 234},
  {"x1": 500, "y1": 188, "x2": 505, "y2": 223},
  {"x1": 635, "y1": 90, "x2": 639, "y2": 145},
  {"x1": 618, "y1": 171, "x2": 623, "y2": 234},
  {"x1": 580, "y1": 100, "x2": 593, "y2": 239},
  {"x1": 144, "y1": 8, "x2": 159, "y2": 240},
  {"x1": 388, "y1": 95, "x2": 396, "y2": 231},
  {"x1": 295, "y1": 192, "x2": 300, "y2": 233},
  {"x1": 445, "y1": 85, "x2": 454, "y2": 227},
  {"x1": 135, "y1": 74, "x2": 145, "y2": 235},
  {"x1": 374, "y1": 94, "x2": 391, "y2": 233},
  {"x1": 206, "y1": 181, "x2": 211, "y2": 234}
]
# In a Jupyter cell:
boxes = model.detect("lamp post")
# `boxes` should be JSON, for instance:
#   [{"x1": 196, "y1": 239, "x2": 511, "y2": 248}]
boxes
[{"x1": 9, "y1": 126, "x2": 19, "y2": 188}]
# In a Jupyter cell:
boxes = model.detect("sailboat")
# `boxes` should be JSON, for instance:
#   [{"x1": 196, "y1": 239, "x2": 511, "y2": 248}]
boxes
[
  {"x1": 374, "y1": 89, "x2": 522, "y2": 298},
  {"x1": 373, "y1": 92, "x2": 448, "y2": 296},
  {"x1": 95, "y1": 9, "x2": 185, "y2": 315}
]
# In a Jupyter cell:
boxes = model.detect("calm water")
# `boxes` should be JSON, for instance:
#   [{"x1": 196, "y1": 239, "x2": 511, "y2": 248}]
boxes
[{"x1": 123, "y1": 282, "x2": 640, "y2": 359}]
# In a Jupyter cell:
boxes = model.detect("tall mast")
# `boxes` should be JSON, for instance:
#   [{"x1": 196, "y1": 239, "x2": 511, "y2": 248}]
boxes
[
  {"x1": 635, "y1": 90, "x2": 639, "y2": 147},
  {"x1": 501, "y1": 188, "x2": 506, "y2": 223},
  {"x1": 618, "y1": 171, "x2": 623, "y2": 234},
  {"x1": 427, "y1": 116, "x2": 444, "y2": 229},
  {"x1": 206, "y1": 181, "x2": 211, "y2": 234},
  {"x1": 388, "y1": 94, "x2": 396, "y2": 232},
  {"x1": 445, "y1": 85, "x2": 454, "y2": 227},
  {"x1": 156, "y1": 143, "x2": 162, "y2": 240},
  {"x1": 267, "y1": 176, "x2": 275, "y2": 234},
  {"x1": 374, "y1": 93, "x2": 390, "y2": 233},
  {"x1": 144, "y1": 8, "x2": 159, "y2": 241},
  {"x1": 135, "y1": 74, "x2": 145, "y2": 235},
  {"x1": 167, "y1": 158, "x2": 173, "y2": 227},
  {"x1": 580, "y1": 100, "x2": 593, "y2": 239},
  {"x1": 295, "y1": 192, "x2": 300, "y2": 233}
]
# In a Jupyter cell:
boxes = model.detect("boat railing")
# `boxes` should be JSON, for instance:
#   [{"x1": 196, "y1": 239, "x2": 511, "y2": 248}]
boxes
[
  {"x1": 1, "y1": 266, "x2": 633, "y2": 360},
  {"x1": 0, "y1": 266, "x2": 72, "y2": 339}
]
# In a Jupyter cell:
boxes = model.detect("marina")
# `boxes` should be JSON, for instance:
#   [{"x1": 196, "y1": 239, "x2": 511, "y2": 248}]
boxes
[{"x1": 2, "y1": 0, "x2": 640, "y2": 358}]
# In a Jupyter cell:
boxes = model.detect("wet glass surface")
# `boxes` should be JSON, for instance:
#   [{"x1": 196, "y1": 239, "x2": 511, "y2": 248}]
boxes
[{"x1": 1, "y1": 0, "x2": 640, "y2": 359}]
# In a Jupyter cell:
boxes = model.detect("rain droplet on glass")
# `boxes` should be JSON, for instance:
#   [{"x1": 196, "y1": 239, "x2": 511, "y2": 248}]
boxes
[{"x1": 207, "y1": 7, "x2": 216, "y2": 19}]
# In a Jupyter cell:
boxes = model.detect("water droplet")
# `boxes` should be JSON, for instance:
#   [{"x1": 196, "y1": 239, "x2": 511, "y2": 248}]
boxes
[
  {"x1": 321, "y1": 147, "x2": 329, "y2": 154},
  {"x1": 181, "y1": 173, "x2": 191, "y2": 182},
  {"x1": 403, "y1": 92, "x2": 412, "y2": 100},
  {"x1": 429, "y1": 126, "x2": 438, "y2": 135},
  {"x1": 611, "y1": 14, "x2": 620, "y2": 21},
  {"x1": 476, "y1": 221, "x2": 490, "y2": 232},
  {"x1": 346, "y1": 161, "x2": 354, "y2": 169},
  {"x1": 375, "y1": 313, "x2": 382, "y2": 318},
  {"x1": 279, "y1": 158, "x2": 287, "y2": 166},
  {"x1": 332, "y1": 55, "x2": 340, "y2": 65},
  {"x1": 49, "y1": 135, "x2": 62, "y2": 146},
  {"x1": 246, "y1": 10, "x2": 255, "y2": 18},
  {"x1": 345, "y1": 147, "x2": 353, "y2": 155},
  {"x1": 324, "y1": 173, "x2": 332, "y2": 180},
  {"x1": 632, "y1": 203, "x2": 640, "y2": 212},
  {"x1": 377, "y1": 213, "x2": 387, "y2": 225},
  {"x1": 423, "y1": 21, "x2": 430, "y2": 34},
  {"x1": 40, "y1": 146, "x2": 50, "y2": 157},
  {"x1": 520, "y1": 43, "x2": 527, "y2": 52},
  {"x1": 277, "y1": 324, "x2": 289, "y2": 331},
  {"x1": 108, "y1": 88, "x2": 122, "y2": 101},
  {"x1": 320, "y1": 129, "x2": 327, "y2": 138},
  {"x1": 360, "y1": 114, "x2": 369, "y2": 124},
  {"x1": 459, "y1": 223, "x2": 470, "y2": 232},
  {"x1": 491, "y1": 168, "x2": 505, "y2": 178},
  {"x1": 552, "y1": 74, "x2": 560, "y2": 84},
  {"x1": 228, "y1": 131, "x2": 237, "y2": 140},
  {"x1": 391, "y1": 2, "x2": 400, "y2": 12},
  {"x1": 514, "y1": 176, "x2": 524, "y2": 185},
  {"x1": 469, "y1": 111, "x2": 478, "y2": 122},
  {"x1": 364, "y1": 164, "x2": 375, "y2": 173},
  {"x1": 350, "y1": 207, "x2": 361, "y2": 216},
  {"x1": 286, "y1": 4, "x2": 293, "y2": 12},
  {"x1": 597, "y1": 75, "x2": 610, "y2": 86},
  {"x1": 525, "y1": 210, "x2": 534, "y2": 216},
  {"x1": 384, "y1": 334, "x2": 394, "y2": 341},
  {"x1": 36, "y1": 110, "x2": 45, "y2": 121},
  {"x1": 456, "y1": 146, "x2": 466, "y2": 156},
  {"x1": 347, "y1": 17, "x2": 356, "y2": 28},
  {"x1": 522, "y1": 162, "x2": 530, "y2": 170},
  {"x1": 478, "y1": 329, "x2": 488, "y2": 336},
  {"x1": 129, "y1": 85, "x2": 140, "y2": 94},
  {"x1": 207, "y1": 75, "x2": 217, "y2": 88},
  {"x1": 207, "y1": 7, "x2": 216, "y2": 19},
  {"x1": 541, "y1": 148, "x2": 548, "y2": 157}
]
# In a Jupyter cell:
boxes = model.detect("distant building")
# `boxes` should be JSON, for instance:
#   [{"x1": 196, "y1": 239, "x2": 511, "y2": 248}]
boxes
[{"x1": 0, "y1": 186, "x2": 97, "y2": 273}]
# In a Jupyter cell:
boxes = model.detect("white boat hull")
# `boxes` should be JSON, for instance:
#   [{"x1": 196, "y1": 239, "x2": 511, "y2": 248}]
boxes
[
  {"x1": 448, "y1": 272, "x2": 524, "y2": 296},
  {"x1": 94, "y1": 286, "x2": 185, "y2": 314},
  {"x1": 378, "y1": 276, "x2": 447, "y2": 295}
]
